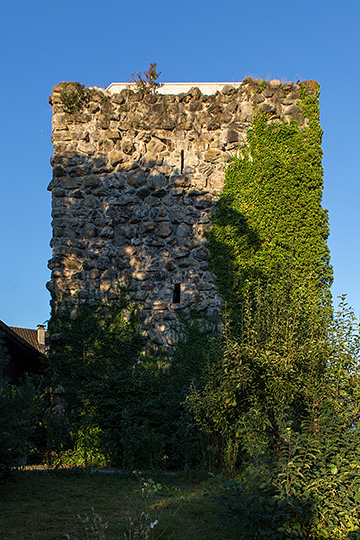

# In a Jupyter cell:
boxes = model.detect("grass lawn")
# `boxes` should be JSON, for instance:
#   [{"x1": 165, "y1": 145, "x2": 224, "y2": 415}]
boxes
[{"x1": 0, "y1": 469, "x2": 234, "y2": 540}]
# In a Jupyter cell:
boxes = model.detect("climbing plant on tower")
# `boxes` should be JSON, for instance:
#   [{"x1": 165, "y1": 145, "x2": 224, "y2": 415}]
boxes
[{"x1": 208, "y1": 82, "x2": 332, "y2": 323}]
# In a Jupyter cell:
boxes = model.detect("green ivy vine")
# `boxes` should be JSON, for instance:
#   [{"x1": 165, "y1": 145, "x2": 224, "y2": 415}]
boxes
[{"x1": 208, "y1": 83, "x2": 332, "y2": 321}]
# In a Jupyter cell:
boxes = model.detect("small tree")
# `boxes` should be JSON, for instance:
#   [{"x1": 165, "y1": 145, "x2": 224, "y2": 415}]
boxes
[
  {"x1": 127, "y1": 62, "x2": 162, "y2": 94},
  {"x1": 187, "y1": 280, "x2": 330, "y2": 471}
]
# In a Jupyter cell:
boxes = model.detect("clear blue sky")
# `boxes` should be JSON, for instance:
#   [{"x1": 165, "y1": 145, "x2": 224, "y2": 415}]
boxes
[{"x1": 0, "y1": 0, "x2": 359, "y2": 328}]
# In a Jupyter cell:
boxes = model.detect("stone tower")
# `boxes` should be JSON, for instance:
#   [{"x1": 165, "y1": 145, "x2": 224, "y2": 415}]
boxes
[{"x1": 48, "y1": 79, "x2": 316, "y2": 346}]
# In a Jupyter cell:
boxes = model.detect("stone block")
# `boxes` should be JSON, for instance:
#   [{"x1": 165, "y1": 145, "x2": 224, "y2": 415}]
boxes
[
  {"x1": 127, "y1": 170, "x2": 147, "y2": 188},
  {"x1": 157, "y1": 222, "x2": 172, "y2": 238},
  {"x1": 59, "y1": 177, "x2": 81, "y2": 189},
  {"x1": 204, "y1": 148, "x2": 222, "y2": 163},
  {"x1": 122, "y1": 140, "x2": 135, "y2": 154}
]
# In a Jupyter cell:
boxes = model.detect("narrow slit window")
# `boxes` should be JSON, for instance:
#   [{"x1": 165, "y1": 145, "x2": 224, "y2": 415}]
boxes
[
  {"x1": 180, "y1": 150, "x2": 184, "y2": 174},
  {"x1": 173, "y1": 283, "x2": 181, "y2": 304}
]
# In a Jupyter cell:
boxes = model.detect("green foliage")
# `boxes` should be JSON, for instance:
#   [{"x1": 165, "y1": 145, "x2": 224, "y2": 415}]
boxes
[
  {"x1": 49, "y1": 426, "x2": 109, "y2": 468},
  {"x1": 208, "y1": 87, "x2": 332, "y2": 325},
  {"x1": 0, "y1": 380, "x2": 36, "y2": 476},
  {"x1": 165, "y1": 308, "x2": 219, "y2": 469},
  {"x1": 89, "y1": 306, "x2": 215, "y2": 470},
  {"x1": 205, "y1": 472, "x2": 316, "y2": 539},
  {"x1": 123, "y1": 471, "x2": 164, "y2": 540},
  {"x1": 47, "y1": 295, "x2": 213, "y2": 470},
  {"x1": 170, "y1": 307, "x2": 219, "y2": 392},
  {"x1": 59, "y1": 82, "x2": 87, "y2": 114},
  {"x1": 48, "y1": 293, "x2": 145, "y2": 466},
  {"x1": 42, "y1": 410, "x2": 73, "y2": 465},
  {"x1": 49, "y1": 292, "x2": 144, "y2": 415},
  {"x1": 190, "y1": 82, "x2": 335, "y2": 468},
  {"x1": 97, "y1": 356, "x2": 171, "y2": 469},
  {"x1": 127, "y1": 63, "x2": 162, "y2": 94},
  {"x1": 0, "y1": 333, "x2": 36, "y2": 476},
  {"x1": 192, "y1": 294, "x2": 360, "y2": 538},
  {"x1": 186, "y1": 83, "x2": 360, "y2": 535},
  {"x1": 187, "y1": 281, "x2": 329, "y2": 470},
  {"x1": 0, "y1": 329, "x2": 10, "y2": 376}
]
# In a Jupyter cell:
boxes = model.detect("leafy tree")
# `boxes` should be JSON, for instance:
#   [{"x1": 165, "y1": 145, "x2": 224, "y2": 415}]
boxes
[
  {"x1": 188, "y1": 280, "x2": 329, "y2": 471},
  {"x1": 200, "y1": 297, "x2": 360, "y2": 539},
  {"x1": 0, "y1": 332, "x2": 36, "y2": 477}
]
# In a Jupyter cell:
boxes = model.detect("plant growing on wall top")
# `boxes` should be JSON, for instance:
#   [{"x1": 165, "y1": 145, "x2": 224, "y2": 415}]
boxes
[
  {"x1": 127, "y1": 62, "x2": 162, "y2": 94},
  {"x1": 59, "y1": 82, "x2": 87, "y2": 114}
]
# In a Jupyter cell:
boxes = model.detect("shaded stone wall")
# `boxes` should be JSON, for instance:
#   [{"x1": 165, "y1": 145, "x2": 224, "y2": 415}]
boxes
[{"x1": 48, "y1": 78, "x2": 316, "y2": 346}]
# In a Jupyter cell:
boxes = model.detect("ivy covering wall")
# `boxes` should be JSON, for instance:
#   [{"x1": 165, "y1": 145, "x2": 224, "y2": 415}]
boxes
[{"x1": 208, "y1": 84, "x2": 332, "y2": 319}]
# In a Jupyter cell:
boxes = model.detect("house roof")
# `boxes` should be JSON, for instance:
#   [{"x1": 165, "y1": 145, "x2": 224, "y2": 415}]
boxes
[
  {"x1": 0, "y1": 320, "x2": 46, "y2": 384},
  {"x1": 9, "y1": 326, "x2": 41, "y2": 351},
  {"x1": 0, "y1": 320, "x2": 48, "y2": 355}
]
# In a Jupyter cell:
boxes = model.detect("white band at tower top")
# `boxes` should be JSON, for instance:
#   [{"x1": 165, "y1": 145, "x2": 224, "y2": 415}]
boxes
[{"x1": 106, "y1": 82, "x2": 243, "y2": 95}]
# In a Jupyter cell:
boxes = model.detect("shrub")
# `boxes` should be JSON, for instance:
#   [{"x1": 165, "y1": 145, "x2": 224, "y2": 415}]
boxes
[
  {"x1": 0, "y1": 333, "x2": 36, "y2": 476},
  {"x1": 59, "y1": 82, "x2": 87, "y2": 114}
]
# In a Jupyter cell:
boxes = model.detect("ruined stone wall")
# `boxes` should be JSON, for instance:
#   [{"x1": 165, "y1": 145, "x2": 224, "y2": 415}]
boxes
[{"x1": 48, "y1": 78, "x2": 314, "y2": 346}]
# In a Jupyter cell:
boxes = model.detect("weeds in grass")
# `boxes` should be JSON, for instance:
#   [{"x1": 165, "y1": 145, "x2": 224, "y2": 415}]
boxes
[
  {"x1": 64, "y1": 507, "x2": 108, "y2": 539},
  {"x1": 123, "y1": 471, "x2": 163, "y2": 539},
  {"x1": 124, "y1": 512, "x2": 159, "y2": 540},
  {"x1": 63, "y1": 471, "x2": 186, "y2": 540}
]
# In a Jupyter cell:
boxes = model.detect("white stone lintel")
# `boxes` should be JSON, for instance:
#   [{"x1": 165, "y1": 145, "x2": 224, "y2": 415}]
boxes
[{"x1": 106, "y1": 82, "x2": 242, "y2": 96}]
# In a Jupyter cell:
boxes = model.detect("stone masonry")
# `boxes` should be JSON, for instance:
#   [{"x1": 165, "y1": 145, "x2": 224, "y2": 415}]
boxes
[{"x1": 48, "y1": 78, "x2": 318, "y2": 346}]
